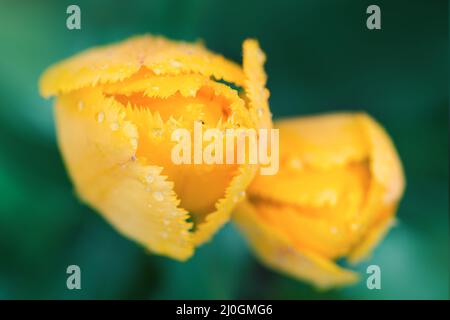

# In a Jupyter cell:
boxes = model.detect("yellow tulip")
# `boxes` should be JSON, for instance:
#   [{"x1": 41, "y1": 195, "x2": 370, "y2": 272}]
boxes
[
  {"x1": 234, "y1": 113, "x2": 405, "y2": 288},
  {"x1": 39, "y1": 35, "x2": 272, "y2": 261}
]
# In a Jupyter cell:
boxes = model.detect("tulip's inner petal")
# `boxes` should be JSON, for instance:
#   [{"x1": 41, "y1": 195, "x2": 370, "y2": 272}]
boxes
[
  {"x1": 234, "y1": 201, "x2": 359, "y2": 289},
  {"x1": 193, "y1": 163, "x2": 257, "y2": 245},
  {"x1": 125, "y1": 105, "x2": 242, "y2": 219},
  {"x1": 103, "y1": 73, "x2": 208, "y2": 99},
  {"x1": 103, "y1": 74, "x2": 253, "y2": 129},
  {"x1": 102, "y1": 73, "x2": 256, "y2": 235},
  {"x1": 112, "y1": 91, "x2": 230, "y2": 129},
  {"x1": 40, "y1": 36, "x2": 245, "y2": 98},
  {"x1": 55, "y1": 88, "x2": 194, "y2": 260}
]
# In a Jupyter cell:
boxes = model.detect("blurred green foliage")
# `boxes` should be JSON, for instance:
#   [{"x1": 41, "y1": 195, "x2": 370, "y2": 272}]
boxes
[{"x1": 0, "y1": 0, "x2": 448, "y2": 299}]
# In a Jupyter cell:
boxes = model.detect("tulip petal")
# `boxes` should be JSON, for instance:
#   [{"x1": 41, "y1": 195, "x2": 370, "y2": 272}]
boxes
[
  {"x1": 55, "y1": 88, "x2": 194, "y2": 260},
  {"x1": 235, "y1": 201, "x2": 358, "y2": 289},
  {"x1": 357, "y1": 113, "x2": 405, "y2": 205},
  {"x1": 346, "y1": 114, "x2": 405, "y2": 262},
  {"x1": 348, "y1": 214, "x2": 396, "y2": 263},
  {"x1": 243, "y1": 39, "x2": 272, "y2": 129},
  {"x1": 194, "y1": 164, "x2": 257, "y2": 245},
  {"x1": 275, "y1": 113, "x2": 369, "y2": 168},
  {"x1": 40, "y1": 35, "x2": 245, "y2": 98}
]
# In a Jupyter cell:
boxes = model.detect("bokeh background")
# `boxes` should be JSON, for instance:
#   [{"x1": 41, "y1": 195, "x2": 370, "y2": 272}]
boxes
[{"x1": 0, "y1": 0, "x2": 448, "y2": 299}]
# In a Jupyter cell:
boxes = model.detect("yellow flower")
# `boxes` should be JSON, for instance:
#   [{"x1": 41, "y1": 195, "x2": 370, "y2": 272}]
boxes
[
  {"x1": 234, "y1": 113, "x2": 405, "y2": 288},
  {"x1": 39, "y1": 35, "x2": 272, "y2": 261}
]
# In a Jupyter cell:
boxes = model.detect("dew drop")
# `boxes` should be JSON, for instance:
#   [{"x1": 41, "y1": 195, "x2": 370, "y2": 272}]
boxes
[
  {"x1": 163, "y1": 219, "x2": 170, "y2": 226},
  {"x1": 330, "y1": 226, "x2": 338, "y2": 235},
  {"x1": 256, "y1": 107, "x2": 264, "y2": 117},
  {"x1": 234, "y1": 191, "x2": 246, "y2": 203},
  {"x1": 110, "y1": 122, "x2": 119, "y2": 131},
  {"x1": 96, "y1": 112, "x2": 105, "y2": 123},
  {"x1": 146, "y1": 174, "x2": 154, "y2": 184},
  {"x1": 152, "y1": 85, "x2": 160, "y2": 91},
  {"x1": 170, "y1": 59, "x2": 182, "y2": 68},
  {"x1": 160, "y1": 232, "x2": 168, "y2": 239},
  {"x1": 153, "y1": 191, "x2": 164, "y2": 202},
  {"x1": 78, "y1": 101, "x2": 84, "y2": 111}
]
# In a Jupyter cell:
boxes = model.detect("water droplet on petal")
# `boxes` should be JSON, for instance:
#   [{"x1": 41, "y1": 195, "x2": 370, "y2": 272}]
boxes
[
  {"x1": 234, "y1": 191, "x2": 246, "y2": 203},
  {"x1": 330, "y1": 226, "x2": 338, "y2": 235},
  {"x1": 146, "y1": 174, "x2": 154, "y2": 184},
  {"x1": 78, "y1": 101, "x2": 84, "y2": 111},
  {"x1": 170, "y1": 59, "x2": 182, "y2": 68},
  {"x1": 160, "y1": 232, "x2": 168, "y2": 239},
  {"x1": 96, "y1": 112, "x2": 105, "y2": 123},
  {"x1": 153, "y1": 191, "x2": 164, "y2": 202},
  {"x1": 256, "y1": 107, "x2": 264, "y2": 117},
  {"x1": 110, "y1": 122, "x2": 119, "y2": 131}
]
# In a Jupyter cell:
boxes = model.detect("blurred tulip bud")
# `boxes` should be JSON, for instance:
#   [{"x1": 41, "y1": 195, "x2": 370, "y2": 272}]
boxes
[{"x1": 234, "y1": 113, "x2": 405, "y2": 288}]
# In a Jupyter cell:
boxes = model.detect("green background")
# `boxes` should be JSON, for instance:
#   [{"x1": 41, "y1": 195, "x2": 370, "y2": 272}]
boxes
[{"x1": 0, "y1": 0, "x2": 448, "y2": 299}]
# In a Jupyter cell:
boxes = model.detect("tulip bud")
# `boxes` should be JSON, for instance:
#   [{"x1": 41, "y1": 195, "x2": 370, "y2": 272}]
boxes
[
  {"x1": 234, "y1": 113, "x2": 405, "y2": 288},
  {"x1": 39, "y1": 35, "x2": 272, "y2": 261}
]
